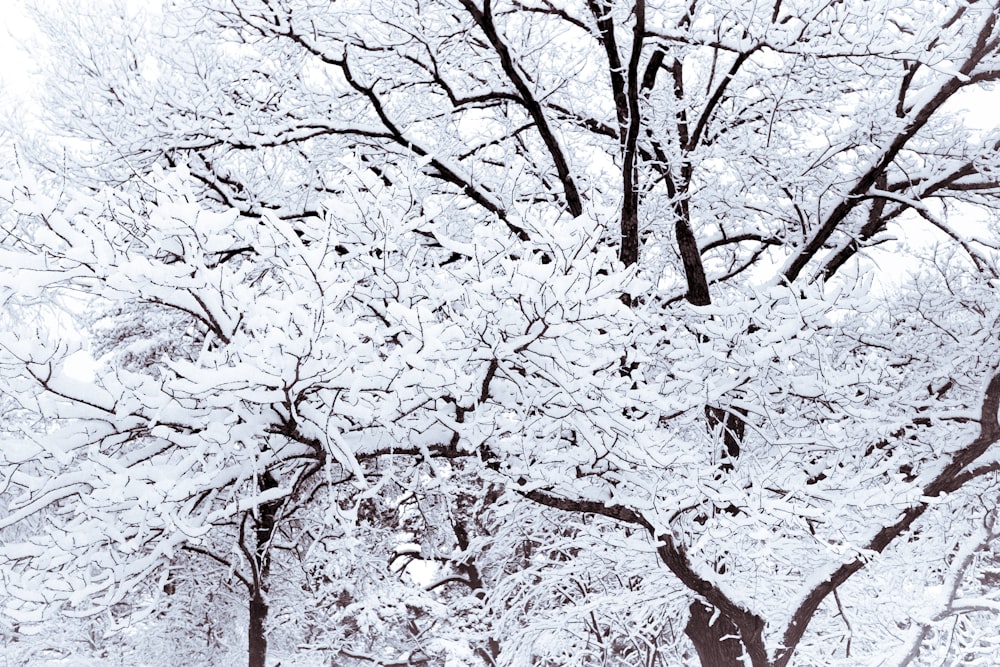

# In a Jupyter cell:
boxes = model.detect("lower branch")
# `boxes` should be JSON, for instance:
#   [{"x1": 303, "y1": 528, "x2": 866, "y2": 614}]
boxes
[{"x1": 775, "y1": 370, "x2": 1000, "y2": 667}]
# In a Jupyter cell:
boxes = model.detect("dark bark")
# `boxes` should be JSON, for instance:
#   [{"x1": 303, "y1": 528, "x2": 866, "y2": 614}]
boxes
[
  {"x1": 248, "y1": 591, "x2": 269, "y2": 667},
  {"x1": 459, "y1": 0, "x2": 583, "y2": 218},
  {"x1": 660, "y1": 56, "x2": 713, "y2": 307},
  {"x1": 246, "y1": 471, "x2": 282, "y2": 667},
  {"x1": 619, "y1": 178, "x2": 639, "y2": 268},
  {"x1": 270, "y1": 25, "x2": 532, "y2": 241},
  {"x1": 705, "y1": 406, "x2": 748, "y2": 471},
  {"x1": 818, "y1": 173, "x2": 889, "y2": 281},
  {"x1": 669, "y1": 40, "x2": 757, "y2": 304},
  {"x1": 673, "y1": 199, "x2": 711, "y2": 306},
  {"x1": 686, "y1": 601, "x2": 749, "y2": 667},
  {"x1": 520, "y1": 487, "x2": 769, "y2": 666},
  {"x1": 772, "y1": 370, "x2": 1000, "y2": 667},
  {"x1": 685, "y1": 48, "x2": 758, "y2": 153},
  {"x1": 586, "y1": 0, "x2": 628, "y2": 132},
  {"x1": 655, "y1": 538, "x2": 769, "y2": 667},
  {"x1": 619, "y1": 0, "x2": 644, "y2": 267}
]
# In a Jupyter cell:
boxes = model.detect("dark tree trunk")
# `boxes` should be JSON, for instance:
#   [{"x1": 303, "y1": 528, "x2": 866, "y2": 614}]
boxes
[
  {"x1": 618, "y1": 0, "x2": 644, "y2": 269},
  {"x1": 247, "y1": 470, "x2": 281, "y2": 667},
  {"x1": 686, "y1": 601, "x2": 751, "y2": 667},
  {"x1": 675, "y1": 216, "x2": 711, "y2": 307},
  {"x1": 248, "y1": 591, "x2": 269, "y2": 667}
]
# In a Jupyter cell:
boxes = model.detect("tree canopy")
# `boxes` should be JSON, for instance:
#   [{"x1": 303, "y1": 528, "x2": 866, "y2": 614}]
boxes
[{"x1": 4, "y1": 0, "x2": 1000, "y2": 665}]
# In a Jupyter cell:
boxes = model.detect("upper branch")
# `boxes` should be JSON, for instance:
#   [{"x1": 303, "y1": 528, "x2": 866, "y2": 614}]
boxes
[
  {"x1": 458, "y1": 0, "x2": 584, "y2": 217},
  {"x1": 783, "y1": 5, "x2": 1000, "y2": 283},
  {"x1": 619, "y1": 0, "x2": 645, "y2": 267},
  {"x1": 686, "y1": 46, "x2": 759, "y2": 152},
  {"x1": 233, "y1": 10, "x2": 531, "y2": 240},
  {"x1": 586, "y1": 0, "x2": 629, "y2": 135}
]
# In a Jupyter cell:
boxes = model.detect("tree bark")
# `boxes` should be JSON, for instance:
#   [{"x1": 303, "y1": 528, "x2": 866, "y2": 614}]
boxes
[
  {"x1": 686, "y1": 601, "x2": 751, "y2": 667},
  {"x1": 247, "y1": 471, "x2": 281, "y2": 667},
  {"x1": 248, "y1": 591, "x2": 269, "y2": 667},
  {"x1": 618, "y1": 0, "x2": 644, "y2": 268},
  {"x1": 675, "y1": 215, "x2": 711, "y2": 306}
]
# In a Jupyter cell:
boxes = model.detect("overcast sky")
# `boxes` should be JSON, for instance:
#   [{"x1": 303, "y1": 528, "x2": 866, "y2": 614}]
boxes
[{"x1": 0, "y1": 0, "x2": 34, "y2": 102}]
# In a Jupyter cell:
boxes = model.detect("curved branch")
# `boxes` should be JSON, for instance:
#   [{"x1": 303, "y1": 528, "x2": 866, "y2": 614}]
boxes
[
  {"x1": 517, "y1": 484, "x2": 767, "y2": 666},
  {"x1": 775, "y1": 370, "x2": 1000, "y2": 667},
  {"x1": 182, "y1": 544, "x2": 252, "y2": 592},
  {"x1": 700, "y1": 232, "x2": 783, "y2": 254}
]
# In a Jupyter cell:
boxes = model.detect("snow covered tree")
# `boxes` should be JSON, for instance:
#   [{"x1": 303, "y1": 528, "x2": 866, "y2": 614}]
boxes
[{"x1": 6, "y1": 0, "x2": 1000, "y2": 665}]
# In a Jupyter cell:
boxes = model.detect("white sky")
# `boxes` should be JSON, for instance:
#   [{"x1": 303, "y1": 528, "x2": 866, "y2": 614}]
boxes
[{"x1": 0, "y1": 0, "x2": 34, "y2": 101}]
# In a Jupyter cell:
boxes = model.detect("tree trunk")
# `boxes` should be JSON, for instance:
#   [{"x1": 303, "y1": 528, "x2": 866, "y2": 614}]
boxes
[
  {"x1": 675, "y1": 216, "x2": 711, "y2": 307},
  {"x1": 686, "y1": 601, "x2": 750, "y2": 667},
  {"x1": 247, "y1": 471, "x2": 281, "y2": 667},
  {"x1": 248, "y1": 590, "x2": 268, "y2": 667}
]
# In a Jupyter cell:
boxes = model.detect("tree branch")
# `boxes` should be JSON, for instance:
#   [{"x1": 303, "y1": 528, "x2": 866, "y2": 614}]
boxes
[
  {"x1": 458, "y1": 0, "x2": 584, "y2": 217},
  {"x1": 775, "y1": 370, "x2": 1000, "y2": 667},
  {"x1": 784, "y1": 6, "x2": 1000, "y2": 283}
]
